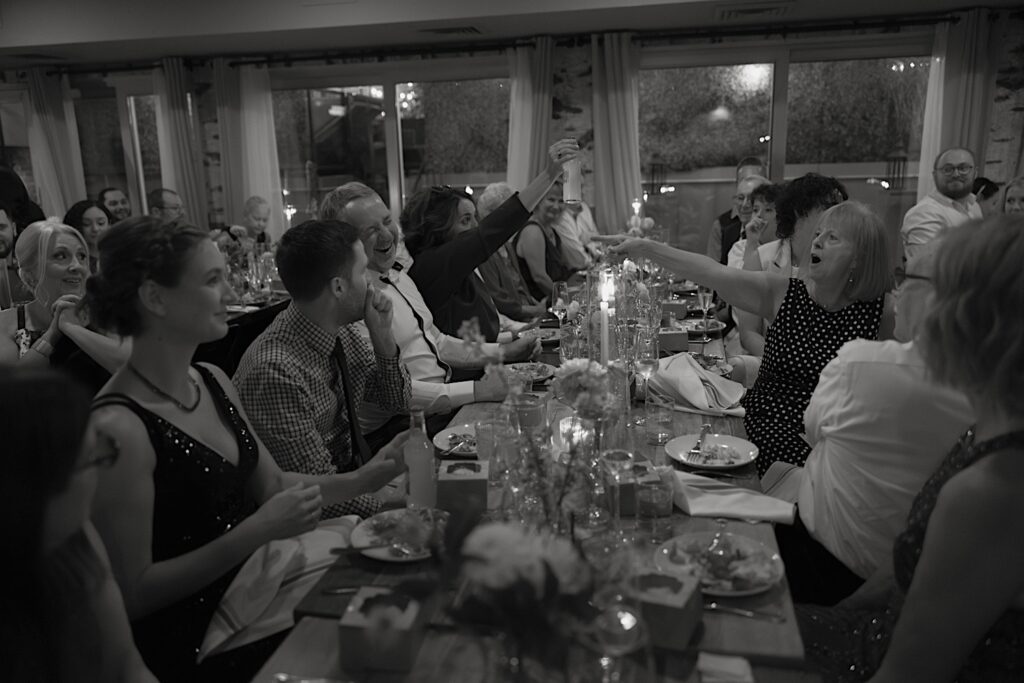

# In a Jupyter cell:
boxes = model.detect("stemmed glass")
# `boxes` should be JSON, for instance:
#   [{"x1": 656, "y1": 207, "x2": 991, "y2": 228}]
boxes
[
  {"x1": 552, "y1": 281, "x2": 570, "y2": 324},
  {"x1": 602, "y1": 449, "x2": 635, "y2": 547},
  {"x1": 696, "y1": 285, "x2": 715, "y2": 344},
  {"x1": 634, "y1": 332, "x2": 659, "y2": 428}
]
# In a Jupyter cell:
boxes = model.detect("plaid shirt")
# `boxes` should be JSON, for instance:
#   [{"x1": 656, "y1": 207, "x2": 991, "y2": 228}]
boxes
[{"x1": 234, "y1": 303, "x2": 410, "y2": 518}]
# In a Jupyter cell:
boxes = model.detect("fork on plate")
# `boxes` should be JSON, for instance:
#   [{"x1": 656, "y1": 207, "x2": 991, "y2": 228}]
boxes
[{"x1": 687, "y1": 423, "x2": 713, "y2": 462}]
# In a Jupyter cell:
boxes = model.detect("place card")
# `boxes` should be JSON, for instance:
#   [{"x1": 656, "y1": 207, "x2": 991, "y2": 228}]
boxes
[
  {"x1": 337, "y1": 587, "x2": 429, "y2": 671},
  {"x1": 437, "y1": 460, "x2": 489, "y2": 525},
  {"x1": 631, "y1": 571, "x2": 703, "y2": 652},
  {"x1": 602, "y1": 454, "x2": 662, "y2": 516}
]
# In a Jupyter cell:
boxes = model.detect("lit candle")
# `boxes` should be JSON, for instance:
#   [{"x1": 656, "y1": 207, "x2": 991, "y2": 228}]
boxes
[
  {"x1": 599, "y1": 271, "x2": 614, "y2": 365},
  {"x1": 631, "y1": 198, "x2": 642, "y2": 218}
]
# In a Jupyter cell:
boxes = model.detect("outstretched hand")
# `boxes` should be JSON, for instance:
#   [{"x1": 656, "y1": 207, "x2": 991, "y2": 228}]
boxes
[
  {"x1": 548, "y1": 138, "x2": 581, "y2": 168},
  {"x1": 609, "y1": 237, "x2": 652, "y2": 258}
]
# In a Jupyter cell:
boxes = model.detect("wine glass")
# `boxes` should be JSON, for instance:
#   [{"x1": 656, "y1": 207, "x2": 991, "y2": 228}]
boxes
[
  {"x1": 552, "y1": 281, "x2": 569, "y2": 324},
  {"x1": 634, "y1": 332, "x2": 659, "y2": 428},
  {"x1": 696, "y1": 285, "x2": 715, "y2": 344}
]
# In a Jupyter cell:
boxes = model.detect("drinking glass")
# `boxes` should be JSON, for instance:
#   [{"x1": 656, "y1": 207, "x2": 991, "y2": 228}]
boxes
[
  {"x1": 511, "y1": 393, "x2": 546, "y2": 436},
  {"x1": 636, "y1": 477, "x2": 674, "y2": 543},
  {"x1": 559, "y1": 323, "x2": 584, "y2": 363},
  {"x1": 697, "y1": 285, "x2": 715, "y2": 343},
  {"x1": 644, "y1": 406, "x2": 673, "y2": 446},
  {"x1": 601, "y1": 449, "x2": 635, "y2": 545},
  {"x1": 552, "y1": 281, "x2": 570, "y2": 324},
  {"x1": 475, "y1": 420, "x2": 511, "y2": 488},
  {"x1": 634, "y1": 332, "x2": 659, "y2": 428}
]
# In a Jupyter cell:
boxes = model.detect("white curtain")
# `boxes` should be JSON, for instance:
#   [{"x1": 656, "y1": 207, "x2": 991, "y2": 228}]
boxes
[
  {"x1": 591, "y1": 33, "x2": 642, "y2": 234},
  {"x1": 213, "y1": 58, "x2": 243, "y2": 226},
  {"x1": 238, "y1": 66, "x2": 285, "y2": 241},
  {"x1": 154, "y1": 57, "x2": 208, "y2": 226},
  {"x1": 506, "y1": 37, "x2": 553, "y2": 192},
  {"x1": 26, "y1": 69, "x2": 86, "y2": 217},
  {"x1": 917, "y1": 10, "x2": 998, "y2": 201}
]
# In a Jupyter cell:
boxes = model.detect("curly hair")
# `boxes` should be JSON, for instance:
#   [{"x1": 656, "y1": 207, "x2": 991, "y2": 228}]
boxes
[
  {"x1": 85, "y1": 217, "x2": 209, "y2": 336},
  {"x1": 918, "y1": 215, "x2": 1024, "y2": 413},
  {"x1": 400, "y1": 185, "x2": 473, "y2": 257},
  {"x1": 751, "y1": 182, "x2": 781, "y2": 206},
  {"x1": 15, "y1": 221, "x2": 89, "y2": 304},
  {"x1": 775, "y1": 174, "x2": 848, "y2": 239}
]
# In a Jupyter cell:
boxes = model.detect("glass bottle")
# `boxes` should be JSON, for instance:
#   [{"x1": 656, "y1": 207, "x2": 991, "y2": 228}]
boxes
[{"x1": 405, "y1": 410, "x2": 436, "y2": 508}]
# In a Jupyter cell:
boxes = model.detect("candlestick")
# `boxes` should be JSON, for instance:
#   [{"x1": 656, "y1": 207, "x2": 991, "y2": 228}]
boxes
[{"x1": 600, "y1": 301, "x2": 610, "y2": 365}]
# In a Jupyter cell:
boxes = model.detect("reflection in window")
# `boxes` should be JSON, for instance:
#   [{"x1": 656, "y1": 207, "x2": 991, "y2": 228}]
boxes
[
  {"x1": 639, "y1": 64, "x2": 773, "y2": 252},
  {"x1": 397, "y1": 79, "x2": 509, "y2": 197}
]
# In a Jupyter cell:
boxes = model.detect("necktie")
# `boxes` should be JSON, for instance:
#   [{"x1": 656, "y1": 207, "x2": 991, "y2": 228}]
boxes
[
  {"x1": 333, "y1": 336, "x2": 373, "y2": 468},
  {"x1": 379, "y1": 272, "x2": 452, "y2": 380}
]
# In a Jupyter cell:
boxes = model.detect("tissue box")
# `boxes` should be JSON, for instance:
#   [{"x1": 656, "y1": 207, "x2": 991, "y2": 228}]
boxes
[
  {"x1": 601, "y1": 454, "x2": 661, "y2": 516},
  {"x1": 631, "y1": 572, "x2": 703, "y2": 652},
  {"x1": 437, "y1": 460, "x2": 488, "y2": 524},
  {"x1": 337, "y1": 587, "x2": 429, "y2": 671}
]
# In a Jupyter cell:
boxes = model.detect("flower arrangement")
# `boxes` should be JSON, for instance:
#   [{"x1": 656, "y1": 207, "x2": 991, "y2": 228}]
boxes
[{"x1": 551, "y1": 359, "x2": 615, "y2": 421}]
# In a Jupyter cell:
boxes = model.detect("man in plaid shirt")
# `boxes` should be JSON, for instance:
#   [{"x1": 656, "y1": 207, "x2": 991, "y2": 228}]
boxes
[{"x1": 234, "y1": 219, "x2": 411, "y2": 518}]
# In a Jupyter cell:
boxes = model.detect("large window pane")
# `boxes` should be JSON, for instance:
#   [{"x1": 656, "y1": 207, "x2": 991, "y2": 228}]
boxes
[
  {"x1": 127, "y1": 95, "x2": 162, "y2": 202},
  {"x1": 273, "y1": 87, "x2": 387, "y2": 227},
  {"x1": 0, "y1": 96, "x2": 37, "y2": 203},
  {"x1": 785, "y1": 57, "x2": 930, "y2": 230},
  {"x1": 75, "y1": 97, "x2": 128, "y2": 200},
  {"x1": 397, "y1": 79, "x2": 509, "y2": 197}
]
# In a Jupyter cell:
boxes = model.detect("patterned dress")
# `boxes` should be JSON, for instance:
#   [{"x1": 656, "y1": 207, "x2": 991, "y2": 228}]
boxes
[
  {"x1": 741, "y1": 279, "x2": 883, "y2": 475},
  {"x1": 799, "y1": 428, "x2": 1024, "y2": 682}
]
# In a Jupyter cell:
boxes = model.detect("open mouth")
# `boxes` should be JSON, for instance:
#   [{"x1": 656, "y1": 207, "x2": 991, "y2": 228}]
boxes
[{"x1": 810, "y1": 254, "x2": 822, "y2": 265}]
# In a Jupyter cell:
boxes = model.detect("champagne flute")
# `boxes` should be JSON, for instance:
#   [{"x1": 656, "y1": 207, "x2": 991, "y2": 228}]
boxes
[
  {"x1": 552, "y1": 281, "x2": 569, "y2": 324},
  {"x1": 696, "y1": 285, "x2": 714, "y2": 344},
  {"x1": 634, "y1": 332, "x2": 659, "y2": 428}
]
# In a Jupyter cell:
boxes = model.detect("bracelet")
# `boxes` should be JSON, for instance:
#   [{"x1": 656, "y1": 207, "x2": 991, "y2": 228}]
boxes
[{"x1": 32, "y1": 339, "x2": 54, "y2": 357}]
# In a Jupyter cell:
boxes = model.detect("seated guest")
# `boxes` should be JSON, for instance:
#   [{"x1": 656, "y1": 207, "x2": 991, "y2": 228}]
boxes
[
  {"x1": 216, "y1": 195, "x2": 273, "y2": 248},
  {"x1": 147, "y1": 187, "x2": 185, "y2": 227},
  {"x1": 233, "y1": 219, "x2": 411, "y2": 518},
  {"x1": 98, "y1": 187, "x2": 132, "y2": 222},
  {"x1": 972, "y1": 177, "x2": 1002, "y2": 218},
  {"x1": 614, "y1": 200, "x2": 894, "y2": 475},
  {"x1": 319, "y1": 183, "x2": 536, "y2": 442},
  {"x1": 706, "y1": 157, "x2": 768, "y2": 264},
  {"x1": 550, "y1": 192, "x2": 601, "y2": 271},
  {"x1": 729, "y1": 181, "x2": 779, "y2": 359},
  {"x1": 0, "y1": 200, "x2": 32, "y2": 309},
  {"x1": 402, "y1": 138, "x2": 578, "y2": 342},
  {"x1": 800, "y1": 214, "x2": 1024, "y2": 683},
  {"x1": 515, "y1": 183, "x2": 576, "y2": 303},
  {"x1": 476, "y1": 182, "x2": 547, "y2": 322},
  {"x1": 1003, "y1": 175, "x2": 1023, "y2": 215},
  {"x1": 0, "y1": 367, "x2": 156, "y2": 683},
  {"x1": 773, "y1": 242, "x2": 972, "y2": 605},
  {"x1": 0, "y1": 221, "x2": 128, "y2": 394},
  {"x1": 87, "y1": 217, "x2": 405, "y2": 681},
  {"x1": 900, "y1": 147, "x2": 981, "y2": 263},
  {"x1": 63, "y1": 200, "x2": 114, "y2": 273}
]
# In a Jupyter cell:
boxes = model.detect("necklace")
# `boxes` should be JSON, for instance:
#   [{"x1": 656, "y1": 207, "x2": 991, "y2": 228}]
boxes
[{"x1": 127, "y1": 363, "x2": 201, "y2": 412}]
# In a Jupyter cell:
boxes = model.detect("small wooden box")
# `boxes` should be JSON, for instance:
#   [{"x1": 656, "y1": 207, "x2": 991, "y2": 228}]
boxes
[
  {"x1": 337, "y1": 587, "x2": 428, "y2": 671},
  {"x1": 437, "y1": 460, "x2": 489, "y2": 524},
  {"x1": 601, "y1": 455, "x2": 662, "y2": 516},
  {"x1": 632, "y1": 572, "x2": 703, "y2": 652}
]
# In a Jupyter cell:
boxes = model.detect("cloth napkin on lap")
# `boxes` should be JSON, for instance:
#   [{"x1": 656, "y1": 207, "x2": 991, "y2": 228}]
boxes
[
  {"x1": 672, "y1": 471, "x2": 795, "y2": 524},
  {"x1": 199, "y1": 515, "x2": 359, "y2": 661},
  {"x1": 648, "y1": 353, "x2": 745, "y2": 416}
]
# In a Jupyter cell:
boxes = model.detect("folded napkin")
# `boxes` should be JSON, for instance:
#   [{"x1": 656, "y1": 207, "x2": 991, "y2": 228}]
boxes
[
  {"x1": 697, "y1": 653, "x2": 754, "y2": 683},
  {"x1": 648, "y1": 352, "x2": 745, "y2": 416},
  {"x1": 199, "y1": 515, "x2": 359, "y2": 661},
  {"x1": 672, "y1": 471, "x2": 795, "y2": 524}
]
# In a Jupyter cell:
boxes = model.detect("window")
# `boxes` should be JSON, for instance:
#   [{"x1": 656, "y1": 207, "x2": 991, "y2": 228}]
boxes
[
  {"x1": 0, "y1": 93, "x2": 37, "y2": 203},
  {"x1": 75, "y1": 96, "x2": 128, "y2": 200},
  {"x1": 639, "y1": 64, "x2": 773, "y2": 253},
  {"x1": 127, "y1": 95, "x2": 162, "y2": 200}
]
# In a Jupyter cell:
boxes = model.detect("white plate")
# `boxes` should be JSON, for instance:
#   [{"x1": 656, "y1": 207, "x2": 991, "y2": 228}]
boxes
[
  {"x1": 349, "y1": 508, "x2": 449, "y2": 563},
  {"x1": 433, "y1": 424, "x2": 477, "y2": 456},
  {"x1": 654, "y1": 532, "x2": 784, "y2": 597},
  {"x1": 506, "y1": 362, "x2": 556, "y2": 383},
  {"x1": 664, "y1": 434, "x2": 758, "y2": 470}
]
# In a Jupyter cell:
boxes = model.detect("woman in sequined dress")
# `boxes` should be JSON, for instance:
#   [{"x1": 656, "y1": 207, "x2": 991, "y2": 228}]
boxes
[
  {"x1": 799, "y1": 214, "x2": 1024, "y2": 682},
  {"x1": 85, "y1": 217, "x2": 406, "y2": 682}
]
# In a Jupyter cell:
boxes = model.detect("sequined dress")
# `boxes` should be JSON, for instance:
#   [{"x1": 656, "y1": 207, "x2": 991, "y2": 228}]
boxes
[
  {"x1": 92, "y1": 364, "x2": 260, "y2": 682},
  {"x1": 741, "y1": 279, "x2": 883, "y2": 475},
  {"x1": 799, "y1": 428, "x2": 1024, "y2": 682}
]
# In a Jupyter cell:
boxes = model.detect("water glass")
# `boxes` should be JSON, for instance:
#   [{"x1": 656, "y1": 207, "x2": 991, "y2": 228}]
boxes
[
  {"x1": 559, "y1": 323, "x2": 585, "y2": 363},
  {"x1": 636, "y1": 478, "x2": 674, "y2": 543},
  {"x1": 645, "y1": 407, "x2": 673, "y2": 445},
  {"x1": 475, "y1": 420, "x2": 510, "y2": 487},
  {"x1": 511, "y1": 393, "x2": 546, "y2": 435}
]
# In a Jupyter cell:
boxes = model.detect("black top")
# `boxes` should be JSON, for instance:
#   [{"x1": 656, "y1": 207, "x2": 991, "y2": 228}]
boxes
[
  {"x1": 717, "y1": 208, "x2": 743, "y2": 265},
  {"x1": 477, "y1": 244, "x2": 538, "y2": 321},
  {"x1": 15, "y1": 305, "x2": 111, "y2": 396},
  {"x1": 514, "y1": 222, "x2": 574, "y2": 303},
  {"x1": 408, "y1": 194, "x2": 531, "y2": 342},
  {"x1": 91, "y1": 364, "x2": 260, "y2": 682}
]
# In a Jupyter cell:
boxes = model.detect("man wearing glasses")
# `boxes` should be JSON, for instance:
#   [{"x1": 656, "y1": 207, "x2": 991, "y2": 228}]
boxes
[
  {"x1": 147, "y1": 188, "x2": 185, "y2": 227},
  {"x1": 900, "y1": 148, "x2": 982, "y2": 263},
  {"x1": 707, "y1": 160, "x2": 768, "y2": 265}
]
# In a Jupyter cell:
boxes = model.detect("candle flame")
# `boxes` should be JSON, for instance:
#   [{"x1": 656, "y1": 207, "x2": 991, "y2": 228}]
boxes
[{"x1": 600, "y1": 270, "x2": 615, "y2": 302}]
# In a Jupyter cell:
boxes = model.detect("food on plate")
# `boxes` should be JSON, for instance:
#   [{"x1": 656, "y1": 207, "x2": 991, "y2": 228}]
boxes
[
  {"x1": 691, "y1": 353, "x2": 732, "y2": 375},
  {"x1": 446, "y1": 432, "x2": 476, "y2": 454},
  {"x1": 506, "y1": 362, "x2": 552, "y2": 382},
  {"x1": 665, "y1": 536, "x2": 777, "y2": 593},
  {"x1": 365, "y1": 509, "x2": 449, "y2": 557},
  {"x1": 694, "y1": 442, "x2": 742, "y2": 466}
]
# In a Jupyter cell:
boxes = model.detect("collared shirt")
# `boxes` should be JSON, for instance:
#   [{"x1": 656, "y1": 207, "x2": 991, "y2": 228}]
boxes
[
  {"x1": 550, "y1": 201, "x2": 599, "y2": 271},
  {"x1": 357, "y1": 266, "x2": 500, "y2": 433},
  {"x1": 798, "y1": 340, "x2": 972, "y2": 578},
  {"x1": 900, "y1": 191, "x2": 981, "y2": 263},
  {"x1": 233, "y1": 303, "x2": 410, "y2": 518}
]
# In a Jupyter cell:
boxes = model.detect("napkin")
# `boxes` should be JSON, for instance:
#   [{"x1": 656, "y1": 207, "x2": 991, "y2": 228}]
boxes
[
  {"x1": 672, "y1": 471, "x2": 795, "y2": 524},
  {"x1": 648, "y1": 352, "x2": 745, "y2": 416},
  {"x1": 199, "y1": 515, "x2": 358, "y2": 661},
  {"x1": 697, "y1": 652, "x2": 754, "y2": 683}
]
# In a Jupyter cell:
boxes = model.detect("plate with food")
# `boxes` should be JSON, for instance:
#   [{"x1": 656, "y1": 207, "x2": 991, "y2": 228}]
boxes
[
  {"x1": 654, "y1": 532, "x2": 784, "y2": 597},
  {"x1": 433, "y1": 425, "x2": 477, "y2": 456},
  {"x1": 690, "y1": 353, "x2": 733, "y2": 376},
  {"x1": 664, "y1": 433, "x2": 758, "y2": 470},
  {"x1": 506, "y1": 361, "x2": 557, "y2": 384},
  {"x1": 520, "y1": 328, "x2": 560, "y2": 345},
  {"x1": 349, "y1": 508, "x2": 450, "y2": 563}
]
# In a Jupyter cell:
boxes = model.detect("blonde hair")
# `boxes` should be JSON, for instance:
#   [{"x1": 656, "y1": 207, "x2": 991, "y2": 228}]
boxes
[
  {"x1": 1002, "y1": 176, "x2": 1024, "y2": 213},
  {"x1": 818, "y1": 201, "x2": 894, "y2": 301},
  {"x1": 919, "y1": 215, "x2": 1024, "y2": 412},
  {"x1": 478, "y1": 182, "x2": 514, "y2": 220},
  {"x1": 15, "y1": 221, "x2": 89, "y2": 303},
  {"x1": 242, "y1": 195, "x2": 269, "y2": 217}
]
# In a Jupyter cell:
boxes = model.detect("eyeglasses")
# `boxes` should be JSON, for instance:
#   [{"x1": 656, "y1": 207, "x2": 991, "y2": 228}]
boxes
[
  {"x1": 75, "y1": 433, "x2": 120, "y2": 472},
  {"x1": 936, "y1": 164, "x2": 975, "y2": 177}
]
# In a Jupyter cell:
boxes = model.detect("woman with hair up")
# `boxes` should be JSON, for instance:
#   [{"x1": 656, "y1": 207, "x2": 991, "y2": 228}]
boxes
[
  {"x1": 0, "y1": 221, "x2": 128, "y2": 392},
  {"x1": 400, "y1": 138, "x2": 578, "y2": 342},
  {"x1": 613, "y1": 200, "x2": 895, "y2": 475},
  {"x1": 86, "y1": 216, "x2": 403, "y2": 681},
  {"x1": 0, "y1": 367, "x2": 155, "y2": 683},
  {"x1": 800, "y1": 214, "x2": 1024, "y2": 682},
  {"x1": 63, "y1": 199, "x2": 114, "y2": 272}
]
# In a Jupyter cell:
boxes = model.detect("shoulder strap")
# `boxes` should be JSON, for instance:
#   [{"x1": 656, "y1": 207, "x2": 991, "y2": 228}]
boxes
[{"x1": 16, "y1": 304, "x2": 25, "y2": 330}]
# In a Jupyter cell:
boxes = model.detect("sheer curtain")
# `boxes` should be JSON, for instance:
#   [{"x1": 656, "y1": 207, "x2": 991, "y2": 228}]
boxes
[
  {"x1": 238, "y1": 66, "x2": 285, "y2": 241},
  {"x1": 506, "y1": 37, "x2": 553, "y2": 192},
  {"x1": 26, "y1": 69, "x2": 86, "y2": 217},
  {"x1": 213, "y1": 59, "x2": 243, "y2": 225},
  {"x1": 591, "y1": 33, "x2": 642, "y2": 234},
  {"x1": 917, "y1": 10, "x2": 998, "y2": 201},
  {"x1": 154, "y1": 57, "x2": 208, "y2": 226}
]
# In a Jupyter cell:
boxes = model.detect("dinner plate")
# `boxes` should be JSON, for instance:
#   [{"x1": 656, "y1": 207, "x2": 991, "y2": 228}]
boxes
[
  {"x1": 433, "y1": 424, "x2": 477, "y2": 456},
  {"x1": 654, "y1": 532, "x2": 784, "y2": 597},
  {"x1": 506, "y1": 361, "x2": 557, "y2": 383},
  {"x1": 664, "y1": 434, "x2": 758, "y2": 470},
  {"x1": 535, "y1": 328, "x2": 560, "y2": 345},
  {"x1": 676, "y1": 318, "x2": 726, "y2": 334},
  {"x1": 349, "y1": 508, "x2": 449, "y2": 563}
]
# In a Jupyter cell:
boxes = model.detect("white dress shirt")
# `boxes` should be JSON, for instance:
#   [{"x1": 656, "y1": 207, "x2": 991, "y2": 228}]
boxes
[
  {"x1": 356, "y1": 265, "x2": 500, "y2": 432},
  {"x1": 900, "y1": 191, "x2": 981, "y2": 263},
  {"x1": 550, "y1": 201, "x2": 599, "y2": 271},
  {"x1": 798, "y1": 339, "x2": 973, "y2": 578}
]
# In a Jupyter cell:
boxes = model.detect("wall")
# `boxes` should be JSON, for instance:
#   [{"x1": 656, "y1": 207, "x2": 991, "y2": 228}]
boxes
[{"x1": 983, "y1": 10, "x2": 1024, "y2": 183}]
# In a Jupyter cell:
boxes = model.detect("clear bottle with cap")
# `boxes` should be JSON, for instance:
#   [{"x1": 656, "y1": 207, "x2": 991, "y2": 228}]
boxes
[{"x1": 405, "y1": 410, "x2": 436, "y2": 508}]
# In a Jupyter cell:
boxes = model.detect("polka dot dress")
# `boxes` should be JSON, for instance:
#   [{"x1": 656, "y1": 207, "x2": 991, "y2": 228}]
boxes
[{"x1": 742, "y1": 279, "x2": 883, "y2": 476}]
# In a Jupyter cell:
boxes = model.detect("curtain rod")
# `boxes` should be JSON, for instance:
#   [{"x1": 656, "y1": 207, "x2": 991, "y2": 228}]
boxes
[{"x1": 44, "y1": 9, "x2": 969, "y2": 77}]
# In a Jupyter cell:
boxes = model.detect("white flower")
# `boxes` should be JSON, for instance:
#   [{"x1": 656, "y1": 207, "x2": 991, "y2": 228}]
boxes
[
  {"x1": 462, "y1": 523, "x2": 546, "y2": 596},
  {"x1": 537, "y1": 534, "x2": 590, "y2": 595},
  {"x1": 641, "y1": 217, "x2": 655, "y2": 230}
]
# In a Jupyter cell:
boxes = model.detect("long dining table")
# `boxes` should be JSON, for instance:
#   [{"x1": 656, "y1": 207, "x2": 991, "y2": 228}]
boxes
[{"x1": 252, "y1": 355, "x2": 820, "y2": 682}]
